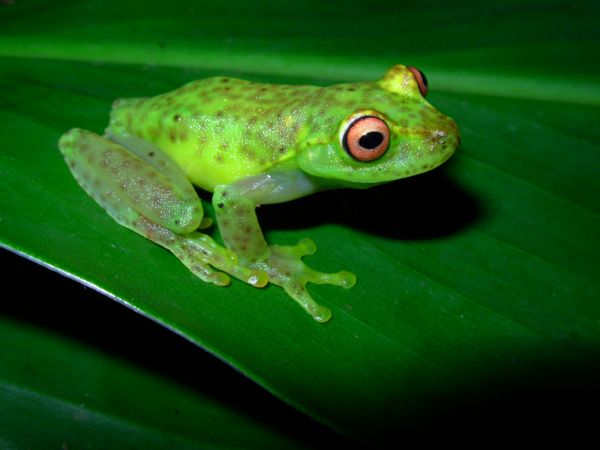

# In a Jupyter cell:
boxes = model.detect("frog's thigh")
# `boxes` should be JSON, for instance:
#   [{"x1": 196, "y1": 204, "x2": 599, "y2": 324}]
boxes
[
  {"x1": 59, "y1": 128, "x2": 202, "y2": 234},
  {"x1": 105, "y1": 130, "x2": 197, "y2": 196}
]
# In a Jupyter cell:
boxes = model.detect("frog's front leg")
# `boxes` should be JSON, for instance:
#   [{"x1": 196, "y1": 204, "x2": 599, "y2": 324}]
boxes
[
  {"x1": 58, "y1": 129, "x2": 267, "y2": 288},
  {"x1": 213, "y1": 173, "x2": 356, "y2": 322}
]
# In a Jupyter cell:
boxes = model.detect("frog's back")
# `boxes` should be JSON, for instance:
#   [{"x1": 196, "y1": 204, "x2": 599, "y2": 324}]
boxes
[{"x1": 108, "y1": 77, "x2": 321, "y2": 191}]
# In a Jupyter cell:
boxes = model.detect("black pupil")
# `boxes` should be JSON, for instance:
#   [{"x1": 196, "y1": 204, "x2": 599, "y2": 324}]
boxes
[
  {"x1": 420, "y1": 70, "x2": 429, "y2": 88},
  {"x1": 359, "y1": 131, "x2": 384, "y2": 149}
]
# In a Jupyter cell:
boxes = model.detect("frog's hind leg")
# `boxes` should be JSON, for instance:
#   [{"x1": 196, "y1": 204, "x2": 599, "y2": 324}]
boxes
[
  {"x1": 58, "y1": 128, "x2": 266, "y2": 287},
  {"x1": 102, "y1": 130, "x2": 210, "y2": 231}
]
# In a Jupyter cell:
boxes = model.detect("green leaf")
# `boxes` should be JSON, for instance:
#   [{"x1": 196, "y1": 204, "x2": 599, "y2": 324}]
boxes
[
  {"x1": 0, "y1": 251, "x2": 347, "y2": 450},
  {"x1": 1, "y1": 0, "x2": 599, "y2": 447}
]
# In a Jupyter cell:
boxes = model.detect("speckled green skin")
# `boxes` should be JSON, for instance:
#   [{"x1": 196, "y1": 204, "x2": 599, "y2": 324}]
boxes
[{"x1": 58, "y1": 65, "x2": 460, "y2": 323}]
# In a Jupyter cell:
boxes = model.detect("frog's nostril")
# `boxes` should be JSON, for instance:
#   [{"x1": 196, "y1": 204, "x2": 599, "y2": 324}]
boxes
[
  {"x1": 438, "y1": 119, "x2": 460, "y2": 149},
  {"x1": 431, "y1": 129, "x2": 448, "y2": 145}
]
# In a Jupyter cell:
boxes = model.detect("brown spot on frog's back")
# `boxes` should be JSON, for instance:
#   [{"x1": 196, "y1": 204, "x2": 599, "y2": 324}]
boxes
[
  {"x1": 178, "y1": 127, "x2": 189, "y2": 141},
  {"x1": 148, "y1": 126, "x2": 160, "y2": 141},
  {"x1": 242, "y1": 146, "x2": 256, "y2": 161}
]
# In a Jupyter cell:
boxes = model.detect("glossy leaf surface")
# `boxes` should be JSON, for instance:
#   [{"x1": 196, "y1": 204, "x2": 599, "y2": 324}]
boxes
[{"x1": 1, "y1": 0, "x2": 598, "y2": 446}]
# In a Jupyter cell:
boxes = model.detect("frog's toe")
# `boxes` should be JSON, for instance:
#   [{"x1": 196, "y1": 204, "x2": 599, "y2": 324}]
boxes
[
  {"x1": 282, "y1": 282, "x2": 332, "y2": 323},
  {"x1": 191, "y1": 261, "x2": 268, "y2": 289},
  {"x1": 230, "y1": 265, "x2": 269, "y2": 288},
  {"x1": 188, "y1": 261, "x2": 231, "y2": 286},
  {"x1": 295, "y1": 238, "x2": 317, "y2": 256},
  {"x1": 309, "y1": 269, "x2": 356, "y2": 289}
]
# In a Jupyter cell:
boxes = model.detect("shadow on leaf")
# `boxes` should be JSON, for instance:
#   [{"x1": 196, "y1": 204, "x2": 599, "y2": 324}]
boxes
[{"x1": 259, "y1": 163, "x2": 481, "y2": 241}]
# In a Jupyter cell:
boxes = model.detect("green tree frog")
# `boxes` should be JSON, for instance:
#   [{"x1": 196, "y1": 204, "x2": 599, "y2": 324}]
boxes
[{"x1": 58, "y1": 65, "x2": 460, "y2": 323}]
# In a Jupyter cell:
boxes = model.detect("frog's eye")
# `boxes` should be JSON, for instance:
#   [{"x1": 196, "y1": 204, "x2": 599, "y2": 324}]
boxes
[
  {"x1": 342, "y1": 116, "x2": 390, "y2": 162},
  {"x1": 407, "y1": 66, "x2": 428, "y2": 97}
]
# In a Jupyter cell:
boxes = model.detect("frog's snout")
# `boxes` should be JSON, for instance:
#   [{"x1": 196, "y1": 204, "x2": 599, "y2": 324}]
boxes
[
  {"x1": 432, "y1": 129, "x2": 450, "y2": 145},
  {"x1": 448, "y1": 118, "x2": 461, "y2": 147},
  {"x1": 431, "y1": 117, "x2": 460, "y2": 156}
]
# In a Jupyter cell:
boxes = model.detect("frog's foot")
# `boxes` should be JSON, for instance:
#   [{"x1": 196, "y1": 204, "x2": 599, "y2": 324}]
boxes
[
  {"x1": 175, "y1": 230, "x2": 268, "y2": 288},
  {"x1": 250, "y1": 239, "x2": 356, "y2": 323},
  {"x1": 132, "y1": 217, "x2": 268, "y2": 288}
]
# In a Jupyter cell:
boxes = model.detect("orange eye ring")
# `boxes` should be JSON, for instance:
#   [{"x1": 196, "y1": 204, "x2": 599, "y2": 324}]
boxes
[
  {"x1": 407, "y1": 66, "x2": 428, "y2": 97},
  {"x1": 342, "y1": 115, "x2": 390, "y2": 162}
]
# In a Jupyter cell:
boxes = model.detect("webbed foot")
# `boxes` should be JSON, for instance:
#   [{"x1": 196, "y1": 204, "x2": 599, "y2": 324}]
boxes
[{"x1": 250, "y1": 239, "x2": 356, "y2": 323}]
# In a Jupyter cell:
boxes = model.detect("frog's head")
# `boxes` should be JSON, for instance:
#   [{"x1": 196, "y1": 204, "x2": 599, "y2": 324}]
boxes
[{"x1": 297, "y1": 65, "x2": 460, "y2": 186}]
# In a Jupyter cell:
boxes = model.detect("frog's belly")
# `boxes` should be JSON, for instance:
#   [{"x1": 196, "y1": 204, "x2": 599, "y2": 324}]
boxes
[{"x1": 160, "y1": 137, "x2": 265, "y2": 192}]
